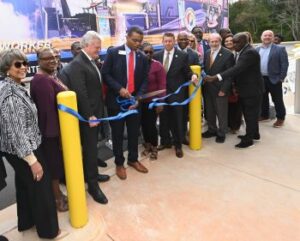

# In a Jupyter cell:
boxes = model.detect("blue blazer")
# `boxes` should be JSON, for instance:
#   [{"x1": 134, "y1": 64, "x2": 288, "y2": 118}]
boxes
[
  {"x1": 256, "y1": 44, "x2": 289, "y2": 84},
  {"x1": 101, "y1": 45, "x2": 149, "y2": 109}
]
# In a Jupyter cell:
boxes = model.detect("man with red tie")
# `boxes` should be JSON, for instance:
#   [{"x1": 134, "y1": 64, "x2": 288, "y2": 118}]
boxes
[{"x1": 102, "y1": 26, "x2": 149, "y2": 180}]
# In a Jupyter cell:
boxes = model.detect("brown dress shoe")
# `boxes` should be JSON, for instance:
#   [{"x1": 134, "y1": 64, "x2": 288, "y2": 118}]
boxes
[
  {"x1": 116, "y1": 166, "x2": 127, "y2": 180},
  {"x1": 128, "y1": 161, "x2": 148, "y2": 173},
  {"x1": 175, "y1": 148, "x2": 183, "y2": 158},
  {"x1": 273, "y1": 119, "x2": 284, "y2": 128}
]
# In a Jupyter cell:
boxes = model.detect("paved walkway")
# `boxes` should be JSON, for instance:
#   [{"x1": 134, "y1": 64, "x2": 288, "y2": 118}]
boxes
[{"x1": 1, "y1": 114, "x2": 300, "y2": 241}]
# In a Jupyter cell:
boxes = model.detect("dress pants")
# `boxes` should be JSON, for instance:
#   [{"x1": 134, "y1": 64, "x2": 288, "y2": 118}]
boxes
[
  {"x1": 159, "y1": 105, "x2": 183, "y2": 149},
  {"x1": 108, "y1": 108, "x2": 140, "y2": 166},
  {"x1": 79, "y1": 122, "x2": 99, "y2": 184},
  {"x1": 204, "y1": 91, "x2": 228, "y2": 137},
  {"x1": 261, "y1": 76, "x2": 286, "y2": 120},
  {"x1": 228, "y1": 100, "x2": 242, "y2": 131},
  {"x1": 141, "y1": 103, "x2": 158, "y2": 146},
  {"x1": 2, "y1": 147, "x2": 59, "y2": 239},
  {"x1": 240, "y1": 95, "x2": 262, "y2": 141}
]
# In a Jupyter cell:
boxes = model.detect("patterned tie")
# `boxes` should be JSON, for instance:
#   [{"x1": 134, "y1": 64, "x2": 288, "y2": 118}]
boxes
[
  {"x1": 91, "y1": 60, "x2": 102, "y2": 83},
  {"x1": 128, "y1": 50, "x2": 135, "y2": 93},
  {"x1": 163, "y1": 51, "x2": 170, "y2": 72}
]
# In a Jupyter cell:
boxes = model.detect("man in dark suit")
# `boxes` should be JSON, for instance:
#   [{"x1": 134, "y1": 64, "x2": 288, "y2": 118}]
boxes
[
  {"x1": 256, "y1": 30, "x2": 289, "y2": 128},
  {"x1": 191, "y1": 26, "x2": 210, "y2": 67},
  {"x1": 177, "y1": 31, "x2": 200, "y2": 145},
  {"x1": 202, "y1": 33, "x2": 234, "y2": 143},
  {"x1": 205, "y1": 33, "x2": 264, "y2": 148},
  {"x1": 101, "y1": 26, "x2": 149, "y2": 180},
  {"x1": 154, "y1": 32, "x2": 198, "y2": 157},
  {"x1": 60, "y1": 31, "x2": 109, "y2": 204}
]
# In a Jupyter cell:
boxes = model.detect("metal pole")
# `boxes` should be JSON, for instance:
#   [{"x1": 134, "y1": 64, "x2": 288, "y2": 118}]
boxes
[
  {"x1": 189, "y1": 65, "x2": 202, "y2": 150},
  {"x1": 57, "y1": 91, "x2": 88, "y2": 228}
]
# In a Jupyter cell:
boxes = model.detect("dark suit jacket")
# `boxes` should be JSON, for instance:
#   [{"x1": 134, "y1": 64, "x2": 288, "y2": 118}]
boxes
[
  {"x1": 204, "y1": 47, "x2": 234, "y2": 95},
  {"x1": 184, "y1": 47, "x2": 200, "y2": 66},
  {"x1": 60, "y1": 51, "x2": 104, "y2": 119},
  {"x1": 153, "y1": 48, "x2": 194, "y2": 102},
  {"x1": 220, "y1": 44, "x2": 264, "y2": 98},
  {"x1": 256, "y1": 44, "x2": 289, "y2": 84},
  {"x1": 101, "y1": 45, "x2": 149, "y2": 110}
]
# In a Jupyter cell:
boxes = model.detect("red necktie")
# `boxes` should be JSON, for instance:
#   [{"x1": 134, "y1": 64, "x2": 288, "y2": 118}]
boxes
[{"x1": 128, "y1": 50, "x2": 135, "y2": 93}]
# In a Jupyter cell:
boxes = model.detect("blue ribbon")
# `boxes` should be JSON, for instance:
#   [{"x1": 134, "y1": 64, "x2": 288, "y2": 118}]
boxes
[
  {"x1": 57, "y1": 104, "x2": 138, "y2": 123},
  {"x1": 116, "y1": 96, "x2": 137, "y2": 112},
  {"x1": 148, "y1": 72, "x2": 205, "y2": 109}
]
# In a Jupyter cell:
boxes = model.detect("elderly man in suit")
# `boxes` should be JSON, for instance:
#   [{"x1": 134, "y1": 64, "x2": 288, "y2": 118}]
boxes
[
  {"x1": 154, "y1": 32, "x2": 198, "y2": 157},
  {"x1": 101, "y1": 26, "x2": 149, "y2": 180},
  {"x1": 202, "y1": 33, "x2": 234, "y2": 143},
  {"x1": 205, "y1": 33, "x2": 264, "y2": 148},
  {"x1": 60, "y1": 31, "x2": 110, "y2": 204},
  {"x1": 256, "y1": 30, "x2": 289, "y2": 127}
]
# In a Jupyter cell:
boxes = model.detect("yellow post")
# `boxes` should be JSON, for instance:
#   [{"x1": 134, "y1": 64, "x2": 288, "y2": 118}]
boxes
[
  {"x1": 57, "y1": 91, "x2": 88, "y2": 228},
  {"x1": 189, "y1": 65, "x2": 202, "y2": 150}
]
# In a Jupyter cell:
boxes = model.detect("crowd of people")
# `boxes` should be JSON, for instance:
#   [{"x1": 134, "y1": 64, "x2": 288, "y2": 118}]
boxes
[{"x1": 0, "y1": 26, "x2": 289, "y2": 239}]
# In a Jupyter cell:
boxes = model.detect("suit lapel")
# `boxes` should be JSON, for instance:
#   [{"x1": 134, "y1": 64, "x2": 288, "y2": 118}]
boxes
[
  {"x1": 268, "y1": 44, "x2": 275, "y2": 62},
  {"x1": 135, "y1": 50, "x2": 142, "y2": 80},
  {"x1": 168, "y1": 48, "x2": 178, "y2": 71},
  {"x1": 119, "y1": 45, "x2": 127, "y2": 82},
  {"x1": 211, "y1": 48, "x2": 224, "y2": 68}
]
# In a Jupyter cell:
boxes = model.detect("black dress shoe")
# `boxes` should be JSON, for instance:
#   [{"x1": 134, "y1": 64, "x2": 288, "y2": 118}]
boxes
[
  {"x1": 175, "y1": 148, "x2": 183, "y2": 158},
  {"x1": 238, "y1": 134, "x2": 260, "y2": 141},
  {"x1": 202, "y1": 131, "x2": 216, "y2": 138},
  {"x1": 97, "y1": 174, "x2": 110, "y2": 182},
  {"x1": 215, "y1": 136, "x2": 225, "y2": 143},
  {"x1": 157, "y1": 143, "x2": 172, "y2": 151},
  {"x1": 88, "y1": 184, "x2": 108, "y2": 204},
  {"x1": 235, "y1": 140, "x2": 254, "y2": 148},
  {"x1": 97, "y1": 158, "x2": 107, "y2": 167}
]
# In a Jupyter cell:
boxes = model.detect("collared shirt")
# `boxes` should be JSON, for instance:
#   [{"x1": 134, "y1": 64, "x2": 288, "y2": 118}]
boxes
[
  {"x1": 125, "y1": 44, "x2": 136, "y2": 82},
  {"x1": 163, "y1": 48, "x2": 175, "y2": 71},
  {"x1": 0, "y1": 78, "x2": 41, "y2": 159},
  {"x1": 210, "y1": 46, "x2": 222, "y2": 63},
  {"x1": 259, "y1": 44, "x2": 272, "y2": 76},
  {"x1": 82, "y1": 49, "x2": 102, "y2": 83}
]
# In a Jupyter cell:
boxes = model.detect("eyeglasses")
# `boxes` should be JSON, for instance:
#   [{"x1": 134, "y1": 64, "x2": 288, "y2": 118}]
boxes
[
  {"x1": 189, "y1": 40, "x2": 195, "y2": 43},
  {"x1": 14, "y1": 61, "x2": 29, "y2": 68},
  {"x1": 144, "y1": 50, "x2": 153, "y2": 54}
]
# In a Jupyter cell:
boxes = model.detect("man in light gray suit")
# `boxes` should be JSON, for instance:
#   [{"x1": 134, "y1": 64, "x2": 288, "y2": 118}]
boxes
[
  {"x1": 202, "y1": 33, "x2": 234, "y2": 143},
  {"x1": 256, "y1": 30, "x2": 289, "y2": 128}
]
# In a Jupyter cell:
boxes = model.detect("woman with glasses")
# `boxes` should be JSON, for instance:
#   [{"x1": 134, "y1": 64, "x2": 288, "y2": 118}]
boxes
[
  {"x1": 0, "y1": 49, "x2": 60, "y2": 239},
  {"x1": 141, "y1": 43, "x2": 166, "y2": 160},
  {"x1": 30, "y1": 48, "x2": 68, "y2": 212}
]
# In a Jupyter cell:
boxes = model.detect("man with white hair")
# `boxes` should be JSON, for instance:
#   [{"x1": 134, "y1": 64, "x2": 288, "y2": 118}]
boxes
[
  {"x1": 202, "y1": 33, "x2": 234, "y2": 143},
  {"x1": 61, "y1": 31, "x2": 109, "y2": 204},
  {"x1": 256, "y1": 30, "x2": 289, "y2": 127}
]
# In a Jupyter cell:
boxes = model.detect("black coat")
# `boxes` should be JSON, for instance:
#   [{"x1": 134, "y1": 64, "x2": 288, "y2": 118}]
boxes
[
  {"x1": 220, "y1": 44, "x2": 264, "y2": 98},
  {"x1": 101, "y1": 45, "x2": 149, "y2": 110},
  {"x1": 204, "y1": 47, "x2": 234, "y2": 95},
  {"x1": 60, "y1": 51, "x2": 105, "y2": 119},
  {"x1": 153, "y1": 48, "x2": 194, "y2": 102}
]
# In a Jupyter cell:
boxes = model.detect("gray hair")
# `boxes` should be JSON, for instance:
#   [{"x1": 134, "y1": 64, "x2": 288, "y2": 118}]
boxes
[
  {"x1": 81, "y1": 31, "x2": 102, "y2": 48},
  {"x1": 0, "y1": 49, "x2": 27, "y2": 75},
  {"x1": 208, "y1": 33, "x2": 222, "y2": 42}
]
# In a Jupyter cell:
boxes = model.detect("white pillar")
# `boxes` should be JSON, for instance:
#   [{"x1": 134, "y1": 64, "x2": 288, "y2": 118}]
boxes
[{"x1": 295, "y1": 58, "x2": 300, "y2": 113}]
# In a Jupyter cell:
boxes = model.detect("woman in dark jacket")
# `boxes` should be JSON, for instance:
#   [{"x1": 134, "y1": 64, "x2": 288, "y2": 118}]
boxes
[{"x1": 30, "y1": 48, "x2": 68, "y2": 212}]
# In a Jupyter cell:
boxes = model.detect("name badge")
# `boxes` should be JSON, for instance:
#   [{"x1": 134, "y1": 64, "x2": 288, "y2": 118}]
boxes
[{"x1": 118, "y1": 50, "x2": 126, "y2": 55}]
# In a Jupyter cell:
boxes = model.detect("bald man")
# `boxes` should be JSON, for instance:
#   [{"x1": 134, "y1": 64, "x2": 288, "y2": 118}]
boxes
[{"x1": 256, "y1": 30, "x2": 289, "y2": 128}]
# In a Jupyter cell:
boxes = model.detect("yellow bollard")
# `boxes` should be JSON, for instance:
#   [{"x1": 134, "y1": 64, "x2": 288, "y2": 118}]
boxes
[
  {"x1": 189, "y1": 65, "x2": 202, "y2": 150},
  {"x1": 57, "y1": 91, "x2": 88, "y2": 228}
]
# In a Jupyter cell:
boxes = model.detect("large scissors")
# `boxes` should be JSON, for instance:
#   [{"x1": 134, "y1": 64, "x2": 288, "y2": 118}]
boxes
[{"x1": 117, "y1": 89, "x2": 166, "y2": 111}]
